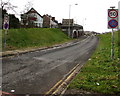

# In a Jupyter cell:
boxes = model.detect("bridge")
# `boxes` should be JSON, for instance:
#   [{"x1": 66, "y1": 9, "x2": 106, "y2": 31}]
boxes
[{"x1": 61, "y1": 19, "x2": 84, "y2": 38}]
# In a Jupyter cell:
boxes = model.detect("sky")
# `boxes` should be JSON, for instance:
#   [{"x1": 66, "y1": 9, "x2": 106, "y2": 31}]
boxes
[{"x1": 4, "y1": 0, "x2": 120, "y2": 33}]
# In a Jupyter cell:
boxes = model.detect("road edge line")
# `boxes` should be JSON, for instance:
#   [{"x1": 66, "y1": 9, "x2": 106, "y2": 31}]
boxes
[
  {"x1": 53, "y1": 64, "x2": 83, "y2": 95},
  {"x1": 44, "y1": 63, "x2": 82, "y2": 95}
]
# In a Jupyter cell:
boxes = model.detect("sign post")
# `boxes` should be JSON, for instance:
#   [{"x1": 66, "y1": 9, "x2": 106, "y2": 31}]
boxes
[
  {"x1": 108, "y1": 7, "x2": 118, "y2": 59},
  {"x1": 119, "y1": 2, "x2": 120, "y2": 29},
  {"x1": 3, "y1": 14, "x2": 9, "y2": 49}
]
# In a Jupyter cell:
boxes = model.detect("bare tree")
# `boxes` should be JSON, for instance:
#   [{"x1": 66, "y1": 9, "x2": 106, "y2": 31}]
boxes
[
  {"x1": 20, "y1": 1, "x2": 33, "y2": 14},
  {"x1": 0, "y1": 0, "x2": 17, "y2": 14},
  {"x1": 20, "y1": 1, "x2": 33, "y2": 28}
]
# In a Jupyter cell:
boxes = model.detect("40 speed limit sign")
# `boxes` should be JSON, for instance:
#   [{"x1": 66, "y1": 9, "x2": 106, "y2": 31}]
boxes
[{"x1": 108, "y1": 9, "x2": 118, "y2": 29}]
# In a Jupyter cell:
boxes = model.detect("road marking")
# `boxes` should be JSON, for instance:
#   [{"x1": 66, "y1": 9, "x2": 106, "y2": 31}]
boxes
[
  {"x1": 53, "y1": 64, "x2": 84, "y2": 95},
  {"x1": 45, "y1": 79, "x2": 63, "y2": 95},
  {"x1": 45, "y1": 63, "x2": 80, "y2": 95}
]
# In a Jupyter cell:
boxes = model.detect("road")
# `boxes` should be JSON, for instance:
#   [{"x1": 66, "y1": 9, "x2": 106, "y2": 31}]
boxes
[{"x1": 2, "y1": 36, "x2": 99, "y2": 95}]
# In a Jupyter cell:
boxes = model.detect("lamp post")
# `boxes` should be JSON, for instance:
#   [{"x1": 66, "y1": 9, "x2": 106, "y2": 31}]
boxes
[
  {"x1": 68, "y1": 4, "x2": 78, "y2": 37},
  {"x1": 68, "y1": 4, "x2": 71, "y2": 37}
]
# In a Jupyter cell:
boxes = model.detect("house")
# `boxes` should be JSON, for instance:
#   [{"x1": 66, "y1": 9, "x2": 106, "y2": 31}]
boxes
[
  {"x1": 61, "y1": 19, "x2": 84, "y2": 38},
  {"x1": 21, "y1": 8, "x2": 43, "y2": 28},
  {"x1": 43, "y1": 14, "x2": 58, "y2": 28},
  {"x1": 50, "y1": 17, "x2": 58, "y2": 28}
]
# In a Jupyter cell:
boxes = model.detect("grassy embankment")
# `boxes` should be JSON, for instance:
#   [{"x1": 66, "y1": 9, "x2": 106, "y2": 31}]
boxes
[
  {"x1": 68, "y1": 31, "x2": 120, "y2": 95},
  {"x1": 2, "y1": 28, "x2": 71, "y2": 51}
]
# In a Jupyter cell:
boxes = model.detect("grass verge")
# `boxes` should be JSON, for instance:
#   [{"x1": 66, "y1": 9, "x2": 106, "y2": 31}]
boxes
[
  {"x1": 2, "y1": 28, "x2": 71, "y2": 51},
  {"x1": 68, "y1": 31, "x2": 120, "y2": 95}
]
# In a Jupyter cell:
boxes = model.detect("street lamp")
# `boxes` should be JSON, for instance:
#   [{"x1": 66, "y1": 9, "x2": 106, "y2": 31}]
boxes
[{"x1": 68, "y1": 4, "x2": 78, "y2": 37}]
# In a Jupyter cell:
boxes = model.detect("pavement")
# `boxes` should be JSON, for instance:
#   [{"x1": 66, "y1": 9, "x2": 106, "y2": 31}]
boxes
[{"x1": 1, "y1": 36, "x2": 87, "y2": 58}]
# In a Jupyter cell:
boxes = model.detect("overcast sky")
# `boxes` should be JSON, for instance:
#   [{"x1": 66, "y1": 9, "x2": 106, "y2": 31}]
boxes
[{"x1": 5, "y1": 0, "x2": 120, "y2": 33}]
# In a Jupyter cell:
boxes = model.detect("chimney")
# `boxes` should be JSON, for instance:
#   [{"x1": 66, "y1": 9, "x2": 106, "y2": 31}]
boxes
[{"x1": 52, "y1": 17, "x2": 55, "y2": 21}]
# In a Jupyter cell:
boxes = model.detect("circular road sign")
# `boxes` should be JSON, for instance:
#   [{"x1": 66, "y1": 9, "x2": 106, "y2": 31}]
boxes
[
  {"x1": 4, "y1": 23, "x2": 9, "y2": 29},
  {"x1": 108, "y1": 19, "x2": 118, "y2": 28},
  {"x1": 108, "y1": 9, "x2": 118, "y2": 18},
  {"x1": 3, "y1": 15, "x2": 9, "y2": 30}
]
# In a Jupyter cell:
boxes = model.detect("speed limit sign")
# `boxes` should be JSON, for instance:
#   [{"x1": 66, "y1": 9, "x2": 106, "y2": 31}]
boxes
[
  {"x1": 108, "y1": 9, "x2": 118, "y2": 18},
  {"x1": 108, "y1": 9, "x2": 118, "y2": 29}
]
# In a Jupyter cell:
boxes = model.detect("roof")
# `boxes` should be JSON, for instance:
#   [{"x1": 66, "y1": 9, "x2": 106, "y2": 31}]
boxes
[{"x1": 26, "y1": 8, "x2": 43, "y2": 18}]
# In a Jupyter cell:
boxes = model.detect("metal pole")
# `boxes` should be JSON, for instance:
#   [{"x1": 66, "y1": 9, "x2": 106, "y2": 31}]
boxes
[
  {"x1": 111, "y1": 28, "x2": 114, "y2": 59},
  {"x1": 3, "y1": 14, "x2": 9, "y2": 50},
  {"x1": 4, "y1": 30, "x2": 7, "y2": 49},
  {"x1": 68, "y1": 5, "x2": 71, "y2": 37},
  {"x1": 110, "y1": 6, "x2": 115, "y2": 59}
]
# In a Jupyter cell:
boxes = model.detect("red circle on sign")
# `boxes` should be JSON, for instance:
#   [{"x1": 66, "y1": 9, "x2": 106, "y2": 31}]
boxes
[
  {"x1": 108, "y1": 19, "x2": 118, "y2": 28},
  {"x1": 108, "y1": 9, "x2": 118, "y2": 18}
]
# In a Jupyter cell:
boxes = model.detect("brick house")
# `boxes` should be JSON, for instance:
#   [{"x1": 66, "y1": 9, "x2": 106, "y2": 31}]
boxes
[{"x1": 43, "y1": 14, "x2": 58, "y2": 28}]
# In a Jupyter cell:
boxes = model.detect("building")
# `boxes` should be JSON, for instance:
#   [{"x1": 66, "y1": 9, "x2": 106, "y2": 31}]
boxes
[
  {"x1": 50, "y1": 17, "x2": 58, "y2": 28},
  {"x1": 21, "y1": 8, "x2": 43, "y2": 28},
  {"x1": 61, "y1": 19, "x2": 84, "y2": 38},
  {"x1": 43, "y1": 14, "x2": 58, "y2": 28}
]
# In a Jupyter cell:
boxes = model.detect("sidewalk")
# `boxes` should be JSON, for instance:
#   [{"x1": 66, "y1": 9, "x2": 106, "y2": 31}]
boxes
[{"x1": 1, "y1": 36, "x2": 87, "y2": 58}]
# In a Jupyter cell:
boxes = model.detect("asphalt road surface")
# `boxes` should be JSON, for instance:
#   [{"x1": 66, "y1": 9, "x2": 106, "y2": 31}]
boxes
[{"x1": 2, "y1": 36, "x2": 99, "y2": 95}]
